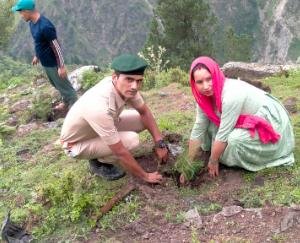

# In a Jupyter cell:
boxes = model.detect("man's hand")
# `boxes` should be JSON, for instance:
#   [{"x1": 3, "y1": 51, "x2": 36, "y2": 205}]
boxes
[
  {"x1": 155, "y1": 147, "x2": 168, "y2": 164},
  {"x1": 58, "y1": 66, "x2": 68, "y2": 79},
  {"x1": 208, "y1": 159, "x2": 219, "y2": 177},
  {"x1": 144, "y1": 171, "x2": 163, "y2": 184},
  {"x1": 32, "y1": 56, "x2": 39, "y2": 65}
]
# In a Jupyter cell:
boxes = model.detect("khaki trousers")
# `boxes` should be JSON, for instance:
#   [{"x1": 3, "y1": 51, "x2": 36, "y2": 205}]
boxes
[{"x1": 68, "y1": 110, "x2": 145, "y2": 161}]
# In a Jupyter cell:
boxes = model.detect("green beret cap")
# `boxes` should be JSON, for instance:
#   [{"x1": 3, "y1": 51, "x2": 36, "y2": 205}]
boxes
[{"x1": 111, "y1": 54, "x2": 148, "y2": 75}]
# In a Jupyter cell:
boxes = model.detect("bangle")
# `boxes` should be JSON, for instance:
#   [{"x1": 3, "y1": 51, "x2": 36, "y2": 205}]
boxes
[{"x1": 209, "y1": 157, "x2": 219, "y2": 165}]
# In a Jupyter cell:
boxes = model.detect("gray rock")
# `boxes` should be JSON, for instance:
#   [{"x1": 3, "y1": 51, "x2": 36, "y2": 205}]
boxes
[
  {"x1": 280, "y1": 211, "x2": 300, "y2": 232},
  {"x1": 220, "y1": 205, "x2": 243, "y2": 217},
  {"x1": 6, "y1": 115, "x2": 18, "y2": 126},
  {"x1": 17, "y1": 123, "x2": 39, "y2": 136},
  {"x1": 283, "y1": 97, "x2": 298, "y2": 113},
  {"x1": 159, "y1": 92, "x2": 168, "y2": 97},
  {"x1": 0, "y1": 95, "x2": 9, "y2": 105},
  {"x1": 222, "y1": 62, "x2": 300, "y2": 81},
  {"x1": 168, "y1": 143, "x2": 184, "y2": 157},
  {"x1": 244, "y1": 208, "x2": 263, "y2": 219},
  {"x1": 35, "y1": 78, "x2": 47, "y2": 86},
  {"x1": 291, "y1": 204, "x2": 300, "y2": 211},
  {"x1": 184, "y1": 208, "x2": 202, "y2": 228},
  {"x1": 42, "y1": 121, "x2": 59, "y2": 129},
  {"x1": 9, "y1": 100, "x2": 32, "y2": 113},
  {"x1": 21, "y1": 89, "x2": 32, "y2": 96},
  {"x1": 69, "y1": 65, "x2": 100, "y2": 91}
]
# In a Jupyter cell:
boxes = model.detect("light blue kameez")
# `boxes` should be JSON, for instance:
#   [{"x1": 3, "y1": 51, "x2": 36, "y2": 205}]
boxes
[{"x1": 190, "y1": 79, "x2": 295, "y2": 171}]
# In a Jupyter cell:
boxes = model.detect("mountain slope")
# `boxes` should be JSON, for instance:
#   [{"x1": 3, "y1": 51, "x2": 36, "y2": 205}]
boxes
[
  {"x1": 8, "y1": 0, "x2": 154, "y2": 65},
  {"x1": 7, "y1": 0, "x2": 300, "y2": 64}
]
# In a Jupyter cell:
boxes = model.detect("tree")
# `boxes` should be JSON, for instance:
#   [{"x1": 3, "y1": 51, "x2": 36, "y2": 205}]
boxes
[
  {"x1": 223, "y1": 26, "x2": 252, "y2": 62},
  {"x1": 145, "y1": 0, "x2": 216, "y2": 70},
  {"x1": 0, "y1": 0, "x2": 15, "y2": 50}
]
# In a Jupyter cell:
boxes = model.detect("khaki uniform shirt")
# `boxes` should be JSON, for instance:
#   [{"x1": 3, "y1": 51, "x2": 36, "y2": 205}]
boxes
[{"x1": 60, "y1": 76, "x2": 144, "y2": 145}]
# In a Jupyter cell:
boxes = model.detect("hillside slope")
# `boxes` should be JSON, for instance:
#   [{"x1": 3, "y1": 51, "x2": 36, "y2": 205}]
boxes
[{"x1": 7, "y1": 0, "x2": 300, "y2": 64}]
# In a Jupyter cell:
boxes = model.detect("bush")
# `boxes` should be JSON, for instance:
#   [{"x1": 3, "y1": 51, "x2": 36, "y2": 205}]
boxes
[
  {"x1": 143, "y1": 67, "x2": 189, "y2": 90},
  {"x1": 81, "y1": 69, "x2": 110, "y2": 91},
  {"x1": 30, "y1": 91, "x2": 52, "y2": 121},
  {"x1": 0, "y1": 56, "x2": 41, "y2": 90}
]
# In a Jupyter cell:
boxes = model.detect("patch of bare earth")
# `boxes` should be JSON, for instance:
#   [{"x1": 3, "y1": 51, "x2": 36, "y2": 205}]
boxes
[
  {"x1": 143, "y1": 83, "x2": 194, "y2": 116},
  {"x1": 86, "y1": 151, "x2": 300, "y2": 243}
]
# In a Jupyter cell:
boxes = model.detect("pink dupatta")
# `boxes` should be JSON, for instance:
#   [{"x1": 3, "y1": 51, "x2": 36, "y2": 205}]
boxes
[{"x1": 190, "y1": 56, "x2": 280, "y2": 144}]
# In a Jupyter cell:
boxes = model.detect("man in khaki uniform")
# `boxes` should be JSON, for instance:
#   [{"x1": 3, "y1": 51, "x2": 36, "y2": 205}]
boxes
[{"x1": 60, "y1": 54, "x2": 168, "y2": 183}]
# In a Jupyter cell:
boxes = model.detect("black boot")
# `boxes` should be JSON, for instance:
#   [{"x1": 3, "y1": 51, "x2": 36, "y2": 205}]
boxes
[{"x1": 88, "y1": 159, "x2": 125, "y2": 181}]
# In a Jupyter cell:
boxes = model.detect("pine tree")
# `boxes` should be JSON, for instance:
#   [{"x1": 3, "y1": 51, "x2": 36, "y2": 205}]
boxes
[
  {"x1": 223, "y1": 26, "x2": 252, "y2": 62},
  {"x1": 145, "y1": 0, "x2": 216, "y2": 70},
  {"x1": 0, "y1": 0, "x2": 15, "y2": 50}
]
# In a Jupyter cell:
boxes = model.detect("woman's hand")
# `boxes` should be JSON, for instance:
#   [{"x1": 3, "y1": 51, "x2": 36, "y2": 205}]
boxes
[
  {"x1": 208, "y1": 158, "x2": 219, "y2": 177},
  {"x1": 179, "y1": 173, "x2": 187, "y2": 185}
]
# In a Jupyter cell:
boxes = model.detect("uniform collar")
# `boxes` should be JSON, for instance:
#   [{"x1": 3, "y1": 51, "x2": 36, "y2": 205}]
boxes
[{"x1": 111, "y1": 80, "x2": 126, "y2": 107}]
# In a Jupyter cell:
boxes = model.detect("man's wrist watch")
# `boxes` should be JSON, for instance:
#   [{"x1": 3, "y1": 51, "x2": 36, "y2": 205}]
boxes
[{"x1": 155, "y1": 139, "x2": 167, "y2": 149}]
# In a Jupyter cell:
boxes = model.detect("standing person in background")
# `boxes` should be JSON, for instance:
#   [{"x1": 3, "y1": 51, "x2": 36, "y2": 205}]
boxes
[{"x1": 12, "y1": 0, "x2": 77, "y2": 110}]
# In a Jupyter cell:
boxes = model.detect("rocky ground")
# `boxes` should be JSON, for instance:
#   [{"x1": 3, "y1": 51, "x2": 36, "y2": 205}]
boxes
[{"x1": 1, "y1": 71, "x2": 300, "y2": 242}]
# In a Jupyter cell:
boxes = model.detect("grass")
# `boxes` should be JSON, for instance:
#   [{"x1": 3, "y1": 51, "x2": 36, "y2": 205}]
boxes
[
  {"x1": 236, "y1": 72, "x2": 300, "y2": 207},
  {"x1": 1, "y1": 68, "x2": 300, "y2": 240}
]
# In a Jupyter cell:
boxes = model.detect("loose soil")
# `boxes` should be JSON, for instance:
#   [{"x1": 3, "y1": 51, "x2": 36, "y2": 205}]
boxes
[{"x1": 86, "y1": 135, "x2": 300, "y2": 243}]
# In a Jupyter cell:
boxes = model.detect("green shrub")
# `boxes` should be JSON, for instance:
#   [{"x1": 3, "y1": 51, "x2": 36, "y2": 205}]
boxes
[
  {"x1": 143, "y1": 67, "x2": 189, "y2": 90},
  {"x1": 0, "y1": 56, "x2": 41, "y2": 90},
  {"x1": 175, "y1": 153, "x2": 204, "y2": 181},
  {"x1": 31, "y1": 91, "x2": 52, "y2": 121},
  {"x1": 81, "y1": 70, "x2": 109, "y2": 91},
  {"x1": 0, "y1": 123, "x2": 16, "y2": 138},
  {"x1": 155, "y1": 67, "x2": 189, "y2": 88}
]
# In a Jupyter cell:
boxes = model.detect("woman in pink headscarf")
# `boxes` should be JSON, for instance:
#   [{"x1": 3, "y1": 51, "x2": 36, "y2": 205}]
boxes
[{"x1": 183, "y1": 56, "x2": 294, "y2": 179}]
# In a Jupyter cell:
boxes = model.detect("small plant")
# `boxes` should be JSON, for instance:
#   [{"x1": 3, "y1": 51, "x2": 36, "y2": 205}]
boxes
[
  {"x1": 191, "y1": 227, "x2": 200, "y2": 243},
  {"x1": 82, "y1": 71, "x2": 104, "y2": 90},
  {"x1": 155, "y1": 67, "x2": 189, "y2": 88},
  {"x1": 29, "y1": 90, "x2": 52, "y2": 121},
  {"x1": 175, "y1": 154, "x2": 203, "y2": 181},
  {"x1": 0, "y1": 122, "x2": 16, "y2": 138},
  {"x1": 139, "y1": 45, "x2": 169, "y2": 73},
  {"x1": 143, "y1": 67, "x2": 189, "y2": 90},
  {"x1": 196, "y1": 202, "x2": 222, "y2": 215}
]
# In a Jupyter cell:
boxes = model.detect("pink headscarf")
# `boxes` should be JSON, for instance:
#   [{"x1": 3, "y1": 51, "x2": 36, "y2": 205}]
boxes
[{"x1": 190, "y1": 56, "x2": 280, "y2": 144}]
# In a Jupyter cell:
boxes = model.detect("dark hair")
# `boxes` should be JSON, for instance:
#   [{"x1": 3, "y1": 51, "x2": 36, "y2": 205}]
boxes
[{"x1": 191, "y1": 63, "x2": 210, "y2": 80}]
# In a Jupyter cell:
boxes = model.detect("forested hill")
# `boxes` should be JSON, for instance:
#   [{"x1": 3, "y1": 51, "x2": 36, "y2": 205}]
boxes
[
  {"x1": 8, "y1": 0, "x2": 156, "y2": 65},
  {"x1": 7, "y1": 0, "x2": 300, "y2": 65}
]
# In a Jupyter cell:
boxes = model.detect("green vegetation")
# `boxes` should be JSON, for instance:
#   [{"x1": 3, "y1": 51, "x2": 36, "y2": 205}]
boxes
[
  {"x1": 222, "y1": 27, "x2": 253, "y2": 62},
  {"x1": 143, "y1": 67, "x2": 189, "y2": 91},
  {"x1": 191, "y1": 227, "x2": 200, "y2": 243},
  {"x1": 238, "y1": 71, "x2": 300, "y2": 207},
  {"x1": 145, "y1": 0, "x2": 216, "y2": 70},
  {"x1": 288, "y1": 38, "x2": 300, "y2": 62},
  {"x1": 0, "y1": 55, "x2": 41, "y2": 90},
  {"x1": 195, "y1": 202, "x2": 222, "y2": 215},
  {"x1": 8, "y1": 0, "x2": 153, "y2": 65},
  {"x1": 81, "y1": 69, "x2": 111, "y2": 91},
  {"x1": 1, "y1": 63, "x2": 300, "y2": 240},
  {"x1": 175, "y1": 154, "x2": 203, "y2": 181},
  {"x1": 0, "y1": 0, "x2": 15, "y2": 49}
]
